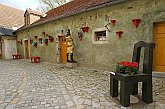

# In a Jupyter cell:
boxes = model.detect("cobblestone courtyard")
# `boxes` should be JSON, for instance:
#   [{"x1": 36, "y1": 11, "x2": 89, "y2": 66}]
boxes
[{"x1": 0, "y1": 60, "x2": 164, "y2": 109}]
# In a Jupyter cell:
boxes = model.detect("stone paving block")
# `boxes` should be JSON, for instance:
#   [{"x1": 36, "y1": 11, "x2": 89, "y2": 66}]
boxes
[
  {"x1": 66, "y1": 101, "x2": 74, "y2": 107},
  {"x1": 65, "y1": 62, "x2": 77, "y2": 68},
  {"x1": 0, "y1": 60, "x2": 164, "y2": 109}
]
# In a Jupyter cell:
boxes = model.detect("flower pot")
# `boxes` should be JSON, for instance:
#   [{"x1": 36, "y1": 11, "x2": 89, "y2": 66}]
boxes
[
  {"x1": 49, "y1": 36, "x2": 54, "y2": 42},
  {"x1": 49, "y1": 38, "x2": 54, "y2": 42},
  {"x1": 45, "y1": 41, "x2": 48, "y2": 46},
  {"x1": 116, "y1": 31, "x2": 123, "y2": 38},
  {"x1": 132, "y1": 18, "x2": 141, "y2": 28},
  {"x1": 42, "y1": 32, "x2": 45, "y2": 35},
  {"x1": 32, "y1": 42, "x2": 37, "y2": 47},
  {"x1": 34, "y1": 36, "x2": 37, "y2": 39},
  {"x1": 111, "y1": 20, "x2": 116, "y2": 26},
  {"x1": 81, "y1": 27, "x2": 89, "y2": 32},
  {"x1": 33, "y1": 44, "x2": 37, "y2": 48}
]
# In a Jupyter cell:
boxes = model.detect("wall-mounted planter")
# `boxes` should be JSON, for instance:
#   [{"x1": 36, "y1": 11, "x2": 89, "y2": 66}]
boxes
[
  {"x1": 44, "y1": 39, "x2": 48, "y2": 46},
  {"x1": 111, "y1": 20, "x2": 116, "y2": 26},
  {"x1": 132, "y1": 18, "x2": 141, "y2": 28},
  {"x1": 45, "y1": 41, "x2": 48, "y2": 46},
  {"x1": 116, "y1": 31, "x2": 123, "y2": 38},
  {"x1": 81, "y1": 27, "x2": 89, "y2": 32},
  {"x1": 42, "y1": 32, "x2": 46, "y2": 35},
  {"x1": 34, "y1": 36, "x2": 37, "y2": 39},
  {"x1": 46, "y1": 34, "x2": 49, "y2": 37},
  {"x1": 32, "y1": 42, "x2": 37, "y2": 47},
  {"x1": 49, "y1": 36, "x2": 54, "y2": 42}
]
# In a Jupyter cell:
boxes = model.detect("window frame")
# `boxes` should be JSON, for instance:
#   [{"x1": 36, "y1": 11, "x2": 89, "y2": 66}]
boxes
[
  {"x1": 38, "y1": 37, "x2": 43, "y2": 45},
  {"x1": 92, "y1": 27, "x2": 109, "y2": 44}
]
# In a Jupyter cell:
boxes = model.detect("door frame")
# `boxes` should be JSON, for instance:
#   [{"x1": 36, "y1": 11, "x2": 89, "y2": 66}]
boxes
[
  {"x1": 153, "y1": 22, "x2": 165, "y2": 72},
  {"x1": 58, "y1": 35, "x2": 67, "y2": 64}
]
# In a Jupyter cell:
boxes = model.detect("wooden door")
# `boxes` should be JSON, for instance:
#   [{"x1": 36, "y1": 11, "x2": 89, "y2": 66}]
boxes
[
  {"x1": 154, "y1": 23, "x2": 165, "y2": 72},
  {"x1": 59, "y1": 36, "x2": 67, "y2": 64},
  {"x1": 25, "y1": 40, "x2": 29, "y2": 59}
]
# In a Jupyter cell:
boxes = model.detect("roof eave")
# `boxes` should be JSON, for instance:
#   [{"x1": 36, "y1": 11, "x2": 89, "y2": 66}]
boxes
[{"x1": 17, "y1": 0, "x2": 127, "y2": 32}]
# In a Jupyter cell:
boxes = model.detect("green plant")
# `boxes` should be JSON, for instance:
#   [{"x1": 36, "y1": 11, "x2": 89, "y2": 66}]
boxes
[
  {"x1": 32, "y1": 42, "x2": 37, "y2": 46},
  {"x1": 44, "y1": 38, "x2": 48, "y2": 42},
  {"x1": 115, "y1": 61, "x2": 138, "y2": 76}
]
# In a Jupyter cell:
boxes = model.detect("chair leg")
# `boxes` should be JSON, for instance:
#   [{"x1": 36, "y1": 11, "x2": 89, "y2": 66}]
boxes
[
  {"x1": 120, "y1": 83, "x2": 131, "y2": 107},
  {"x1": 142, "y1": 76, "x2": 153, "y2": 103},
  {"x1": 131, "y1": 83, "x2": 138, "y2": 95},
  {"x1": 110, "y1": 75, "x2": 118, "y2": 97}
]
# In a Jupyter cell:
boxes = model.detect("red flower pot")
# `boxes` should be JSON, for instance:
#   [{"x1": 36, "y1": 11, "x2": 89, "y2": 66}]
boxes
[
  {"x1": 49, "y1": 38, "x2": 54, "y2": 42},
  {"x1": 116, "y1": 31, "x2": 123, "y2": 38},
  {"x1": 111, "y1": 20, "x2": 116, "y2": 26},
  {"x1": 34, "y1": 44, "x2": 37, "y2": 48},
  {"x1": 34, "y1": 36, "x2": 37, "y2": 39},
  {"x1": 42, "y1": 32, "x2": 45, "y2": 35},
  {"x1": 45, "y1": 41, "x2": 48, "y2": 46},
  {"x1": 81, "y1": 27, "x2": 89, "y2": 32},
  {"x1": 132, "y1": 18, "x2": 141, "y2": 28}
]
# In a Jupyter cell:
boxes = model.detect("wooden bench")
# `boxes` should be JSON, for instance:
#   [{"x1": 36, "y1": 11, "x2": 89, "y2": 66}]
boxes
[
  {"x1": 12, "y1": 54, "x2": 21, "y2": 60},
  {"x1": 29, "y1": 56, "x2": 41, "y2": 64}
]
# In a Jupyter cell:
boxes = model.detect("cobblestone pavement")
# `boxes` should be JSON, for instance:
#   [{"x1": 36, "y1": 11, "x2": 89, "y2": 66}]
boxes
[{"x1": 0, "y1": 60, "x2": 164, "y2": 109}]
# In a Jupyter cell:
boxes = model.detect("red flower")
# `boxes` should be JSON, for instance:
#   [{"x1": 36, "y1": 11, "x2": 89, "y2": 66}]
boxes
[
  {"x1": 132, "y1": 62, "x2": 138, "y2": 68},
  {"x1": 123, "y1": 62, "x2": 131, "y2": 67}
]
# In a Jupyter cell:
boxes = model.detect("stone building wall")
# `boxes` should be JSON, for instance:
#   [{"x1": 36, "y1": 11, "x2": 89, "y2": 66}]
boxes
[{"x1": 16, "y1": 0, "x2": 165, "y2": 70}]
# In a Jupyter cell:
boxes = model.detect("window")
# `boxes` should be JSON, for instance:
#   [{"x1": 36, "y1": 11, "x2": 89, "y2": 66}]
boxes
[
  {"x1": 95, "y1": 31, "x2": 106, "y2": 41},
  {"x1": 39, "y1": 38, "x2": 43, "y2": 45},
  {"x1": 92, "y1": 27, "x2": 109, "y2": 44}
]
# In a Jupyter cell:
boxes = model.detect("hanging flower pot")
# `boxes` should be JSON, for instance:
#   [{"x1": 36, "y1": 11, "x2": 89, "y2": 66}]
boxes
[
  {"x1": 111, "y1": 20, "x2": 116, "y2": 26},
  {"x1": 46, "y1": 34, "x2": 49, "y2": 37},
  {"x1": 81, "y1": 27, "x2": 89, "y2": 32},
  {"x1": 42, "y1": 32, "x2": 45, "y2": 35},
  {"x1": 116, "y1": 31, "x2": 123, "y2": 38},
  {"x1": 32, "y1": 42, "x2": 37, "y2": 47},
  {"x1": 49, "y1": 36, "x2": 54, "y2": 42},
  {"x1": 132, "y1": 18, "x2": 141, "y2": 28},
  {"x1": 34, "y1": 36, "x2": 37, "y2": 39},
  {"x1": 44, "y1": 39, "x2": 48, "y2": 46}
]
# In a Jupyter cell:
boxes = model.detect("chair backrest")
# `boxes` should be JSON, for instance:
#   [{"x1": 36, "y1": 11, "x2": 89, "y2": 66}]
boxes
[{"x1": 132, "y1": 41, "x2": 155, "y2": 75}]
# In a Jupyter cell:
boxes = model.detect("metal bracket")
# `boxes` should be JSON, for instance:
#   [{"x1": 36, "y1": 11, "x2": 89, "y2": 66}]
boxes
[{"x1": 105, "y1": 23, "x2": 111, "y2": 32}]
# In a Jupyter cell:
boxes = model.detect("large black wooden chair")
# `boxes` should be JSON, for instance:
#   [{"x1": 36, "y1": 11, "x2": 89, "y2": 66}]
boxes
[{"x1": 110, "y1": 41, "x2": 155, "y2": 107}]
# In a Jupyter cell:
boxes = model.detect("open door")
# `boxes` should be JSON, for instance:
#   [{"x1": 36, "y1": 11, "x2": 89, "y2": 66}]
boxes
[{"x1": 59, "y1": 36, "x2": 67, "y2": 64}]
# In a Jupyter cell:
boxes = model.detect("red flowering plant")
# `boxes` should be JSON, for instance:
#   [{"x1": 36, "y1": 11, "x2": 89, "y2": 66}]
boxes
[{"x1": 115, "y1": 61, "x2": 139, "y2": 76}]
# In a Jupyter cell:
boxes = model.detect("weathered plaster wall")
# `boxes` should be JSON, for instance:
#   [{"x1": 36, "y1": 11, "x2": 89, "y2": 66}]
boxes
[{"x1": 16, "y1": 0, "x2": 165, "y2": 70}]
